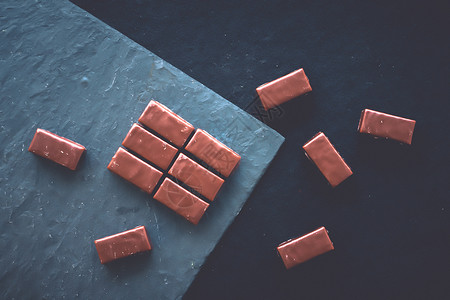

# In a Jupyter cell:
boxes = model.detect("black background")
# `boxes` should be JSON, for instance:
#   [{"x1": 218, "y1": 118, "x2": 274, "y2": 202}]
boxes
[{"x1": 70, "y1": 1, "x2": 450, "y2": 299}]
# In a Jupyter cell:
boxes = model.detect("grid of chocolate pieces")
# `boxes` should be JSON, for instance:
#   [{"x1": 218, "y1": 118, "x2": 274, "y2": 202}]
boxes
[{"x1": 107, "y1": 100, "x2": 241, "y2": 225}]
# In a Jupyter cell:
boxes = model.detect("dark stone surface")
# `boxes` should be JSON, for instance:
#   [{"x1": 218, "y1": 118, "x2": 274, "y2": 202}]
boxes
[
  {"x1": 68, "y1": 0, "x2": 450, "y2": 299},
  {"x1": 0, "y1": 1, "x2": 283, "y2": 299}
]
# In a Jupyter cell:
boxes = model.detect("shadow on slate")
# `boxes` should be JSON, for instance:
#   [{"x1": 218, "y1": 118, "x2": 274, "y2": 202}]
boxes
[{"x1": 0, "y1": 1, "x2": 284, "y2": 299}]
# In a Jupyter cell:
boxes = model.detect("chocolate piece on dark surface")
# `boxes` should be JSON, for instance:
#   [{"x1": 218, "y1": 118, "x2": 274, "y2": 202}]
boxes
[
  {"x1": 138, "y1": 100, "x2": 195, "y2": 147},
  {"x1": 358, "y1": 109, "x2": 416, "y2": 145},
  {"x1": 169, "y1": 153, "x2": 224, "y2": 201},
  {"x1": 154, "y1": 178, "x2": 209, "y2": 225},
  {"x1": 256, "y1": 68, "x2": 312, "y2": 110},
  {"x1": 122, "y1": 123, "x2": 178, "y2": 170},
  {"x1": 94, "y1": 226, "x2": 151, "y2": 264},
  {"x1": 185, "y1": 129, "x2": 240, "y2": 177},
  {"x1": 303, "y1": 132, "x2": 352, "y2": 187},
  {"x1": 28, "y1": 128, "x2": 85, "y2": 170},
  {"x1": 107, "y1": 147, "x2": 163, "y2": 194},
  {"x1": 277, "y1": 227, "x2": 334, "y2": 269}
]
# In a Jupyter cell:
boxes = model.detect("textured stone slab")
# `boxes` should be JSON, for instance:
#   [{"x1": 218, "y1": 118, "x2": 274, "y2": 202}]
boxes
[{"x1": 0, "y1": 1, "x2": 284, "y2": 299}]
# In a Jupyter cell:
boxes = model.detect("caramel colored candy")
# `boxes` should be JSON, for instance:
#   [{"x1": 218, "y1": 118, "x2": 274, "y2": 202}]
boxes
[
  {"x1": 256, "y1": 68, "x2": 312, "y2": 110},
  {"x1": 95, "y1": 226, "x2": 151, "y2": 264},
  {"x1": 303, "y1": 132, "x2": 352, "y2": 187},
  {"x1": 107, "y1": 148, "x2": 163, "y2": 194},
  {"x1": 154, "y1": 178, "x2": 209, "y2": 225},
  {"x1": 277, "y1": 227, "x2": 334, "y2": 269},
  {"x1": 28, "y1": 128, "x2": 85, "y2": 170}
]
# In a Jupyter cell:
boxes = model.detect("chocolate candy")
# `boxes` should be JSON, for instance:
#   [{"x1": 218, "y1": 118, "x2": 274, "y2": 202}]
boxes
[
  {"x1": 154, "y1": 178, "x2": 209, "y2": 225},
  {"x1": 122, "y1": 123, "x2": 178, "y2": 170},
  {"x1": 107, "y1": 147, "x2": 163, "y2": 194},
  {"x1": 28, "y1": 128, "x2": 85, "y2": 170},
  {"x1": 277, "y1": 227, "x2": 334, "y2": 269},
  {"x1": 185, "y1": 129, "x2": 240, "y2": 177},
  {"x1": 303, "y1": 132, "x2": 352, "y2": 187},
  {"x1": 358, "y1": 109, "x2": 416, "y2": 145},
  {"x1": 169, "y1": 153, "x2": 224, "y2": 201},
  {"x1": 256, "y1": 68, "x2": 312, "y2": 110},
  {"x1": 138, "y1": 100, "x2": 194, "y2": 147},
  {"x1": 94, "y1": 226, "x2": 151, "y2": 264}
]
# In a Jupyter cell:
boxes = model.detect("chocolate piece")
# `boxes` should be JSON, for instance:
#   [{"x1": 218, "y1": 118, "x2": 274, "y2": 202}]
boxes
[
  {"x1": 277, "y1": 227, "x2": 334, "y2": 269},
  {"x1": 169, "y1": 153, "x2": 224, "y2": 201},
  {"x1": 154, "y1": 178, "x2": 209, "y2": 225},
  {"x1": 138, "y1": 100, "x2": 195, "y2": 147},
  {"x1": 107, "y1": 147, "x2": 163, "y2": 194},
  {"x1": 185, "y1": 129, "x2": 240, "y2": 177},
  {"x1": 358, "y1": 109, "x2": 416, "y2": 145},
  {"x1": 94, "y1": 226, "x2": 151, "y2": 264},
  {"x1": 122, "y1": 123, "x2": 178, "y2": 170},
  {"x1": 303, "y1": 132, "x2": 352, "y2": 187},
  {"x1": 256, "y1": 68, "x2": 312, "y2": 110},
  {"x1": 28, "y1": 128, "x2": 85, "y2": 170}
]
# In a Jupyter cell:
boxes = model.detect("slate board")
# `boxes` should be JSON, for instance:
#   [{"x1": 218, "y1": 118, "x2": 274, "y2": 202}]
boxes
[{"x1": 0, "y1": 1, "x2": 284, "y2": 299}]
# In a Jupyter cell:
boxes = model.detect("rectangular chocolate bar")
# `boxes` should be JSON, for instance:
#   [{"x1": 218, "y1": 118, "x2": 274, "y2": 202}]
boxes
[
  {"x1": 28, "y1": 128, "x2": 85, "y2": 170},
  {"x1": 94, "y1": 226, "x2": 151, "y2": 264},
  {"x1": 138, "y1": 100, "x2": 195, "y2": 147},
  {"x1": 277, "y1": 227, "x2": 334, "y2": 269},
  {"x1": 256, "y1": 68, "x2": 312, "y2": 110},
  {"x1": 169, "y1": 153, "x2": 224, "y2": 201},
  {"x1": 303, "y1": 132, "x2": 352, "y2": 187},
  {"x1": 358, "y1": 109, "x2": 416, "y2": 145},
  {"x1": 185, "y1": 129, "x2": 241, "y2": 177},
  {"x1": 107, "y1": 147, "x2": 163, "y2": 194},
  {"x1": 153, "y1": 178, "x2": 209, "y2": 225},
  {"x1": 122, "y1": 123, "x2": 178, "y2": 170}
]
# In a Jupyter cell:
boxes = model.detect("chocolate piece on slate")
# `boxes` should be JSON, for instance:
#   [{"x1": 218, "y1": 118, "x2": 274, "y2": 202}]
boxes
[
  {"x1": 185, "y1": 129, "x2": 240, "y2": 177},
  {"x1": 107, "y1": 147, "x2": 163, "y2": 194},
  {"x1": 28, "y1": 128, "x2": 85, "y2": 170},
  {"x1": 256, "y1": 68, "x2": 312, "y2": 110},
  {"x1": 169, "y1": 153, "x2": 224, "y2": 201},
  {"x1": 358, "y1": 109, "x2": 416, "y2": 145},
  {"x1": 153, "y1": 178, "x2": 209, "y2": 225},
  {"x1": 94, "y1": 226, "x2": 151, "y2": 264},
  {"x1": 277, "y1": 227, "x2": 334, "y2": 269},
  {"x1": 303, "y1": 132, "x2": 352, "y2": 187},
  {"x1": 122, "y1": 123, "x2": 178, "y2": 170},
  {"x1": 138, "y1": 100, "x2": 194, "y2": 147}
]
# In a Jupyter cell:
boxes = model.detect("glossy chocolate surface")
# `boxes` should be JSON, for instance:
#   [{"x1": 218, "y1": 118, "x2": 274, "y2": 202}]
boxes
[
  {"x1": 107, "y1": 147, "x2": 163, "y2": 194},
  {"x1": 303, "y1": 132, "x2": 352, "y2": 187},
  {"x1": 122, "y1": 123, "x2": 178, "y2": 170},
  {"x1": 94, "y1": 226, "x2": 151, "y2": 264},
  {"x1": 138, "y1": 100, "x2": 194, "y2": 147},
  {"x1": 358, "y1": 109, "x2": 416, "y2": 145},
  {"x1": 28, "y1": 128, "x2": 85, "y2": 170},
  {"x1": 256, "y1": 68, "x2": 312, "y2": 110},
  {"x1": 277, "y1": 227, "x2": 334, "y2": 269},
  {"x1": 185, "y1": 129, "x2": 241, "y2": 177},
  {"x1": 169, "y1": 153, "x2": 224, "y2": 201},
  {"x1": 154, "y1": 178, "x2": 209, "y2": 225}
]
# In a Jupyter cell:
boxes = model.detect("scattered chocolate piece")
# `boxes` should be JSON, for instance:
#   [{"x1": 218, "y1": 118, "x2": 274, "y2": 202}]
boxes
[
  {"x1": 28, "y1": 128, "x2": 85, "y2": 170},
  {"x1": 122, "y1": 123, "x2": 178, "y2": 170},
  {"x1": 94, "y1": 226, "x2": 151, "y2": 264},
  {"x1": 358, "y1": 109, "x2": 416, "y2": 145},
  {"x1": 256, "y1": 68, "x2": 312, "y2": 110},
  {"x1": 277, "y1": 227, "x2": 334, "y2": 269},
  {"x1": 185, "y1": 129, "x2": 240, "y2": 177},
  {"x1": 107, "y1": 147, "x2": 163, "y2": 194},
  {"x1": 169, "y1": 153, "x2": 224, "y2": 201},
  {"x1": 303, "y1": 132, "x2": 352, "y2": 187},
  {"x1": 138, "y1": 100, "x2": 194, "y2": 147},
  {"x1": 154, "y1": 178, "x2": 209, "y2": 225}
]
